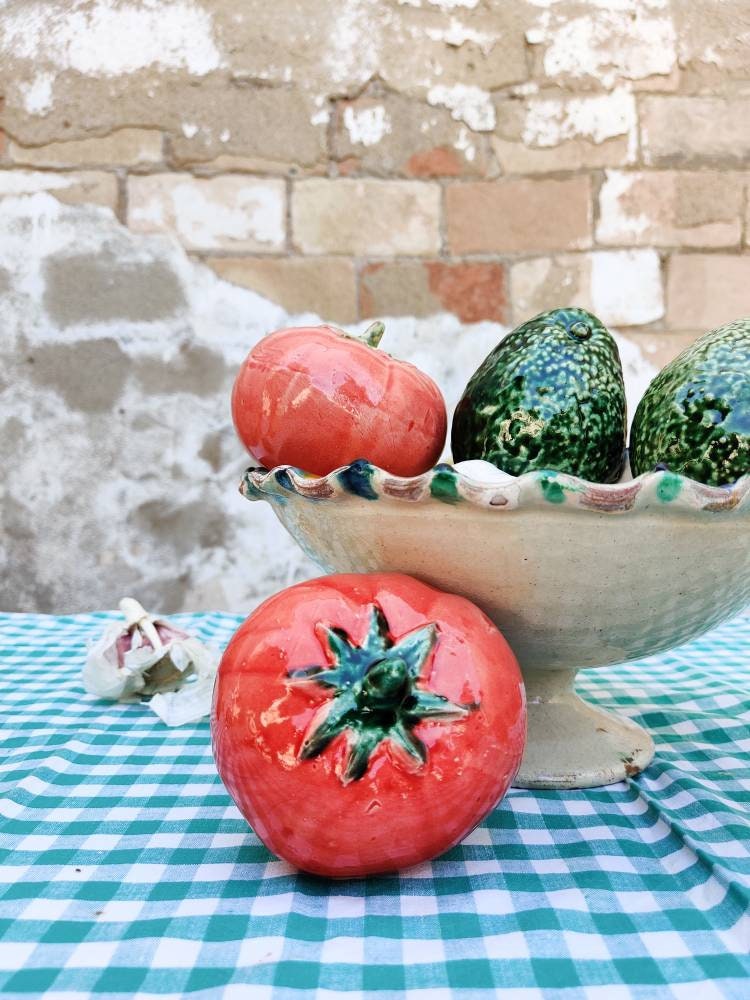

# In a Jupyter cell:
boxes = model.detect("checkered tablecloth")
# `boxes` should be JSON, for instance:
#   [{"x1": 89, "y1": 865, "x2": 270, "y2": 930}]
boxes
[{"x1": 1, "y1": 611, "x2": 749, "y2": 999}]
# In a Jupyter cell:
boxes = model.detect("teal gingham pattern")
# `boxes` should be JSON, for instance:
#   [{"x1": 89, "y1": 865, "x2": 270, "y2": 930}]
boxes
[{"x1": 1, "y1": 610, "x2": 749, "y2": 999}]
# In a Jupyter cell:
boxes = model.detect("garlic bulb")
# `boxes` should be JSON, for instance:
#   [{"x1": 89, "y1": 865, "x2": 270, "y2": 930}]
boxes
[{"x1": 83, "y1": 598, "x2": 218, "y2": 726}]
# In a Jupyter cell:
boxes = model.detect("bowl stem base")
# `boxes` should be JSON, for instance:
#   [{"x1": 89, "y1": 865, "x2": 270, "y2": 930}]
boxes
[{"x1": 513, "y1": 668, "x2": 655, "y2": 790}]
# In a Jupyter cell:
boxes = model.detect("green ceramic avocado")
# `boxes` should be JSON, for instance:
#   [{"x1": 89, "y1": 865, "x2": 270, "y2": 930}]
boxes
[
  {"x1": 451, "y1": 307, "x2": 627, "y2": 482},
  {"x1": 630, "y1": 317, "x2": 750, "y2": 485}
]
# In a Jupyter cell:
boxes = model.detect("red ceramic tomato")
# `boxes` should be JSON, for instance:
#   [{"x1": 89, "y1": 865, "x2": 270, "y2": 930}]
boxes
[
  {"x1": 231, "y1": 323, "x2": 447, "y2": 477},
  {"x1": 212, "y1": 573, "x2": 525, "y2": 878}
]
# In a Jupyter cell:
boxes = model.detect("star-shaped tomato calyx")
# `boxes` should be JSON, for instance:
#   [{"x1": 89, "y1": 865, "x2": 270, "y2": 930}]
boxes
[{"x1": 286, "y1": 604, "x2": 476, "y2": 785}]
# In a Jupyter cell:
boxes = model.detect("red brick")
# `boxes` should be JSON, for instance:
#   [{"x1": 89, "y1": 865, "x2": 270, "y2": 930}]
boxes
[
  {"x1": 406, "y1": 146, "x2": 464, "y2": 178},
  {"x1": 360, "y1": 260, "x2": 507, "y2": 323},
  {"x1": 426, "y1": 262, "x2": 507, "y2": 323}
]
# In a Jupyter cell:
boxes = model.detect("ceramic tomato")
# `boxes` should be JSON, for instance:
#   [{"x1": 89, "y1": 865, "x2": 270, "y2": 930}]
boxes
[
  {"x1": 231, "y1": 323, "x2": 447, "y2": 477},
  {"x1": 211, "y1": 573, "x2": 525, "y2": 878}
]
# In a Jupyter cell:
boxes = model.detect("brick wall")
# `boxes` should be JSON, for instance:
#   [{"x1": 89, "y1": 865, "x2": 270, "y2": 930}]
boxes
[{"x1": 2, "y1": 0, "x2": 750, "y2": 367}]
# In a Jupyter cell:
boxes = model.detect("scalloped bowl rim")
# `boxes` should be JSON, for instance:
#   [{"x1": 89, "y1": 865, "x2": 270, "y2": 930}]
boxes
[{"x1": 241, "y1": 462, "x2": 750, "y2": 516}]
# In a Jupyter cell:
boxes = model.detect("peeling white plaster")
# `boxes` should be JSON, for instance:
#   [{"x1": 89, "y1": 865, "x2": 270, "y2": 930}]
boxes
[
  {"x1": 219, "y1": 129, "x2": 231, "y2": 143},
  {"x1": 427, "y1": 83, "x2": 496, "y2": 132},
  {"x1": 528, "y1": 0, "x2": 668, "y2": 9},
  {"x1": 399, "y1": 0, "x2": 479, "y2": 7},
  {"x1": 426, "y1": 0, "x2": 480, "y2": 8},
  {"x1": 454, "y1": 126, "x2": 476, "y2": 163},
  {"x1": 181, "y1": 122, "x2": 199, "y2": 139},
  {"x1": 532, "y1": 4, "x2": 676, "y2": 86},
  {"x1": 425, "y1": 18, "x2": 496, "y2": 55},
  {"x1": 310, "y1": 108, "x2": 330, "y2": 127},
  {"x1": 596, "y1": 172, "x2": 651, "y2": 244},
  {"x1": 590, "y1": 250, "x2": 664, "y2": 327},
  {"x1": 0, "y1": 171, "x2": 81, "y2": 195},
  {"x1": 523, "y1": 89, "x2": 637, "y2": 160},
  {"x1": 0, "y1": 0, "x2": 224, "y2": 77},
  {"x1": 322, "y1": 1, "x2": 381, "y2": 87},
  {"x1": 129, "y1": 179, "x2": 285, "y2": 252},
  {"x1": 343, "y1": 105, "x2": 392, "y2": 147},
  {"x1": 173, "y1": 183, "x2": 284, "y2": 249},
  {"x1": 19, "y1": 71, "x2": 55, "y2": 115}
]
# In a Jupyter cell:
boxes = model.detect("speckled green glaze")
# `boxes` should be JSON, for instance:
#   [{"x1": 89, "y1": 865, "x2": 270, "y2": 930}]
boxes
[
  {"x1": 630, "y1": 318, "x2": 750, "y2": 486},
  {"x1": 451, "y1": 308, "x2": 627, "y2": 483}
]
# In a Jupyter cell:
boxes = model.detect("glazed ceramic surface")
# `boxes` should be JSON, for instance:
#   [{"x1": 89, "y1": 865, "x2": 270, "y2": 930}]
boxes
[
  {"x1": 241, "y1": 461, "x2": 750, "y2": 789},
  {"x1": 452, "y1": 308, "x2": 627, "y2": 484},
  {"x1": 630, "y1": 317, "x2": 750, "y2": 485}
]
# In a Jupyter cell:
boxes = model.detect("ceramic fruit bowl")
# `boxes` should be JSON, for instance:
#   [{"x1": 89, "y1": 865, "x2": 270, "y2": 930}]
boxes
[{"x1": 240, "y1": 461, "x2": 750, "y2": 789}]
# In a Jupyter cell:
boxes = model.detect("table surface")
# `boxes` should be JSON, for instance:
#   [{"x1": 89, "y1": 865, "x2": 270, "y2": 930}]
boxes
[{"x1": 1, "y1": 610, "x2": 749, "y2": 999}]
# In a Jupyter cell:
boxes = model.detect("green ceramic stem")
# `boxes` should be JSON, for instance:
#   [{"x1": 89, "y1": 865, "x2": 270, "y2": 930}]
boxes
[
  {"x1": 362, "y1": 321, "x2": 385, "y2": 349},
  {"x1": 288, "y1": 605, "x2": 473, "y2": 784}
]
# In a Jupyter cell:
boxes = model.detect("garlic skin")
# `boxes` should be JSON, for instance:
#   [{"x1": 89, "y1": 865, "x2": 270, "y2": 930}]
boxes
[{"x1": 83, "y1": 598, "x2": 218, "y2": 725}]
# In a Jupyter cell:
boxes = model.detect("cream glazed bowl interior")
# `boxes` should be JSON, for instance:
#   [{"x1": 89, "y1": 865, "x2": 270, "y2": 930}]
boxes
[{"x1": 240, "y1": 460, "x2": 750, "y2": 790}]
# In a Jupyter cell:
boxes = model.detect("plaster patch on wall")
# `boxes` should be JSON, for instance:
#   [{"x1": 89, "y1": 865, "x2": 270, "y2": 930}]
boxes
[
  {"x1": 590, "y1": 249, "x2": 664, "y2": 327},
  {"x1": 522, "y1": 89, "x2": 637, "y2": 157},
  {"x1": 527, "y1": 0, "x2": 668, "y2": 10},
  {"x1": 0, "y1": 0, "x2": 224, "y2": 77},
  {"x1": 532, "y1": 3, "x2": 676, "y2": 86},
  {"x1": 129, "y1": 177, "x2": 285, "y2": 252},
  {"x1": 427, "y1": 84, "x2": 496, "y2": 132},
  {"x1": 322, "y1": 0, "x2": 383, "y2": 87},
  {"x1": 398, "y1": 0, "x2": 480, "y2": 7},
  {"x1": 0, "y1": 171, "x2": 80, "y2": 195},
  {"x1": 19, "y1": 72, "x2": 56, "y2": 115},
  {"x1": 425, "y1": 18, "x2": 496, "y2": 54},
  {"x1": 343, "y1": 105, "x2": 392, "y2": 147},
  {"x1": 596, "y1": 172, "x2": 651, "y2": 243},
  {"x1": 454, "y1": 127, "x2": 476, "y2": 162}
]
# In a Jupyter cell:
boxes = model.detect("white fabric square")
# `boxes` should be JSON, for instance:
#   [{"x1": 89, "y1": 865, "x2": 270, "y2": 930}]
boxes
[
  {"x1": 80, "y1": 833, "x2": 120, "y2": 852},
  {"x1": 150, "y1": 937, "x2": 202, "y2": 969},
  {"x1": 327, "y1": 895, "x2": 366, "y2": 919},
  {"x1": 638, "y1": 930, "x2": 693, "y2": 959},
  {"x1": 402, "y1": 937, "x2": 445, "y2": 965},
  {"x1": 20, "y1": 898, "x2": 70, "y2": 921},
  {"x1": 400, "y1": 894, "x2": 439, "y2": 917},
  {"x1": 473, "y1": 889, "x2": 514, "y2": 915},
  {"x1": 17, "y1": 834, "x2": 57, "y2": 852},
  {"x1": 320, "y1": 936, "x2": 365, "y2": 964},
  {"x1": 96, "y1": 901, "x2": 145, "y2": 922},
  {"x1": 0, "y1": 942, "x2": 35, "y2": 970},
  {"x1": 251, "y1": 892, "x2": 294, "y2": 916},
  {"x1": 519, "y1": 828, "x2": 555, "y2": 846},
  {"x1": 122, "y1": 864, "x2": 168, "y2": 885},
  {"x1": 562, "y1": 931, "x2": 611, "y2": 960},
  {"x1": 237, "y1": 936, "x2": 285, "y2": 966},
  {"x1": 65, "y1": 940, "x2": 119, "y2": 969},
  {"x1": 174, "y1": 898, "x2": 220, "y2": 918},
  {"x1": 484, "y1": 932, "x2": 530, "y2": 959}
]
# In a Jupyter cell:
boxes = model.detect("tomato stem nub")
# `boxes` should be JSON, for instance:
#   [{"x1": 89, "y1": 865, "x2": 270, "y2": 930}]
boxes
[{"x1": 363, "y1": 321, "x2": 385, "y2": 349}]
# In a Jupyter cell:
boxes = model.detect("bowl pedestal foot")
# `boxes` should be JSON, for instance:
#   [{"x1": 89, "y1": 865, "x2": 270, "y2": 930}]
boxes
[{"x1": 513, "y1": 668, "x2": 655, "y2": 790}]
